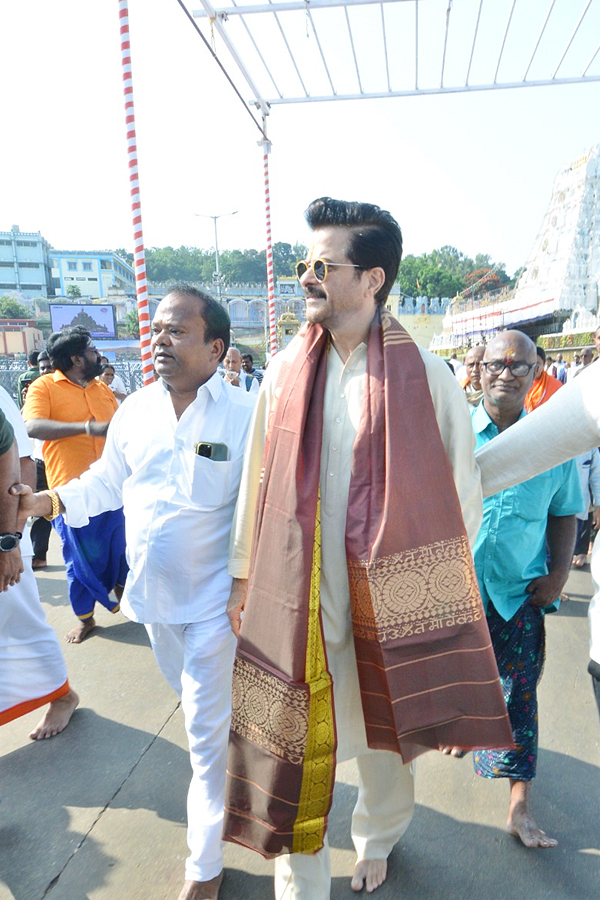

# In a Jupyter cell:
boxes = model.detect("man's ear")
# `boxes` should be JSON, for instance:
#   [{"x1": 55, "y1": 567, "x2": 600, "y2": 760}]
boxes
[
  {"x1": 365, "y1": 266, "x2": 385, "y2": 298},
  {"x1": 213, "y1": 339, "x2": 225, "y2": 362}
]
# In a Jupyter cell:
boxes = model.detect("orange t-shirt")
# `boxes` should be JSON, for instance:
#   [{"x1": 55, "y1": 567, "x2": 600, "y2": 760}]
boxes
[{"x1": 23, "y1": 370, "x2": 118, "y2": 487}]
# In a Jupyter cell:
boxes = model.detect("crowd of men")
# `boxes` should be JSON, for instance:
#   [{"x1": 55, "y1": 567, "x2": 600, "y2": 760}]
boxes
[{"x1": 1, "y1": 197, "x2": 600, "y2": 900}]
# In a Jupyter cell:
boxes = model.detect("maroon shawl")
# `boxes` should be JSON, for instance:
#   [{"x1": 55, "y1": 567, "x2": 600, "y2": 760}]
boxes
[{"x1": 224, "y1": 311, "x2": 512, "y2": 857}]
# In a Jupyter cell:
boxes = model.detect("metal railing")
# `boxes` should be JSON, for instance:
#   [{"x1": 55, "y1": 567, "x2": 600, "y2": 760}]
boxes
[{"x1": 0, "y1": 361, "x2": 145, "y2": 404}]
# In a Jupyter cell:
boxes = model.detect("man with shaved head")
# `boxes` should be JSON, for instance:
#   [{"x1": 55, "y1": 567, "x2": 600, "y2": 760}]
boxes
[
  {"x1": 470, "y1": 330, "x2": 582, "y2": 849},
  {"x1": 462, "y1": 345, "x2": 485, "y2": 405},
  {"x1": 223, "y1": 347, "x2": 259, "y2": 393}
]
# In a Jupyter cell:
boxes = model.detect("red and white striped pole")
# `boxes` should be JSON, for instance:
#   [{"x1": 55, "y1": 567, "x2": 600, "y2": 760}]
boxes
[
  {"x1": 118, "y1": 1, "x2": 153, "y2": 385},
  {"x1": 261, "y1": 139, "x2": 278, "y2": 357}
]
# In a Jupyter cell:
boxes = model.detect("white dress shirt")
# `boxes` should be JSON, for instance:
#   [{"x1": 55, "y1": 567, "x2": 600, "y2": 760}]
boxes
[{"x1": 57, "y1": 373, "x2": 256, "y2": 625}]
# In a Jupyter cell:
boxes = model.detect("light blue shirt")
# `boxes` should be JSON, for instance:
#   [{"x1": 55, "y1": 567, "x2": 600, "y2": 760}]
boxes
[{"x1": 471, "y1": 402, "x2": 583, "y2": 621}]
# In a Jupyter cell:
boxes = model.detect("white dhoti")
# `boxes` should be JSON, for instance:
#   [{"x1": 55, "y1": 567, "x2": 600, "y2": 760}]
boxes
[
  {"x1": 0, "y1": 557, "x2": 69, "y2": 726},
  {"x1": 145, "y1": 613, "x2": 236, "y2": 883}
]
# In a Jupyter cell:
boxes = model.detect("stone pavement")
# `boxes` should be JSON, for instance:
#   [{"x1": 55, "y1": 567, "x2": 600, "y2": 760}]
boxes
[{"x1": 1, "y1": 531, "x2": 599, "y2": 900}]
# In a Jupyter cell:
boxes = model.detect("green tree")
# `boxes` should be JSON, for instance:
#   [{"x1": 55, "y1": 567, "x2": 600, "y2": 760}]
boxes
[
  {"x1": 124, "y1": 309, "x2": 140, "y2": 337},
  {"x1": 111, "y1": 248, "x2": 135, "y2": 266},
  {"x1": 0, "y1": 296, "x2": 29, "y2": 317},
  {"x1": 66, "y1": 284, "x2": 82, "y2": 298}
]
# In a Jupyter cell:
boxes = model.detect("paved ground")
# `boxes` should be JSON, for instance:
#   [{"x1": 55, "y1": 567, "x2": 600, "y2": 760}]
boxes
[{"x1": 1, "y1": 532, "x2": 599, "y2": 900}]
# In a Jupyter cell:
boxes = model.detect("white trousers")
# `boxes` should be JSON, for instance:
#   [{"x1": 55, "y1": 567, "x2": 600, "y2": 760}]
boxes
[
  {"x1": 274, "y1": 749, "x2": 415, "y2": 900},
  {"x1": 145, "y1": 614, "x2": 235, "y2": 883}
]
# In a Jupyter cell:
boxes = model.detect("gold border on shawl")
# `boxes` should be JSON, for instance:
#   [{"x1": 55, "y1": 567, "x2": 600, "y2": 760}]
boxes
[{"x1": 292, "y1": 495, "x2": 336, "y2": 854}]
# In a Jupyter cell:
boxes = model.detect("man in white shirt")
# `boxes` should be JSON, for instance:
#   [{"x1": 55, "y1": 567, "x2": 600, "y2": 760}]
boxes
[
  {"x1": 13, "y1": 285, "x2": 256, "y2": 900},
  {"x1": 223, "y1": 346, "x2": 259, "y2": 393},
  {"x1": 0, "y1": 391, "x2": 79, "y2": 740}
]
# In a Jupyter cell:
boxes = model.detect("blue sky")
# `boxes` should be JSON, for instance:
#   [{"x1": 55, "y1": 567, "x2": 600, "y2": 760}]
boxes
[{"x1": 2, "y1": 0, "x2": 599, "y2": 275}]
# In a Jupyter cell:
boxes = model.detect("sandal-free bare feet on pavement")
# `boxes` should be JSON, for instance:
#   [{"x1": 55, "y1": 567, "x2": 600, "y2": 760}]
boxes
[
  {"x1": 65, "y1": 617, "x2": 95, "y2": 643},
  {"x1": 508, "y1": 781, "x2": 558, "y2": 848},
  {"x1": 177, "y1": 872, "x2": 223, "y2": 899},
  {"x1": 351, "y1": 859, "x2": 388, "y2": 893},
  {"x1": 29, "y1": 689, "x2": 79, "y2": 740}
]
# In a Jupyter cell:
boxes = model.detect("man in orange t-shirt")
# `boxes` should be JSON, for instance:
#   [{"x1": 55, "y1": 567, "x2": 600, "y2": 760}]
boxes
[
  {"x1": 23, "y1": 327, "x2": 128, "y2": 643},
  {"x1": 524, "y1": 345, "x2": 563, "y2": 413}
]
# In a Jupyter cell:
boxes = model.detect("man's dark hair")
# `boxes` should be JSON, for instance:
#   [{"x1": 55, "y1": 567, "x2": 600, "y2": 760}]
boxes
[
  {"x1": 28, "y1": 351, "x2": 39, "y2": 366},
  {"x1": 46, "y1": 326, "x2": 91, "y2": 374},
  {"x1": 536, "y1": 346, "x2": 546, "y2": 362},
  {"x1": 304, "y1": 197, "x2": 403, "y2": 305},
  {"x1": 167, "y1": 284, "x2": 230, "y2": 362},
  {"x1": 38, "y1": 350, "x2": 50, "y2": 362},
  {"x1": 242, "y1": 353, "x2": 253, "y2": 363}
]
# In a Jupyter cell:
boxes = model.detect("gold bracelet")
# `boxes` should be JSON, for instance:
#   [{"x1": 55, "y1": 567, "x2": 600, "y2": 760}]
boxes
[{"x1": 41, "y1": 489, "x2": 61, "y2": 521}]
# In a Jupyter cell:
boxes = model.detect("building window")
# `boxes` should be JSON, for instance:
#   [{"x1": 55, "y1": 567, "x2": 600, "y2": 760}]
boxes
[
  {"x1": 19, "y1": 262, "x2": 40, "y2": 268},
  {"x1": 64, "y1": 276, "x2": 74, "y2": 281},
  {"x1": 20, "y1": 283, "x2": 43, "y2": 290},
  {"x1": 67, "y1": 261, "x2": 77, "y2": 271},
  {"x1": 0, "y1": 240, "x2": 11, "y2": 245},
  {"x1": 83, "y1": 262, "x2": 92, "y2": 271},
  {"x1": 76, "y1": 277, "x2": 86, "y2": 281},
  {"x1": 16, "y1": 240, "x2": 36, "y2": 247},
  {"x1": 0, "y1": 262, "x2": 13, "y2": 267},
  {"x1": 100, "y1": 259, "x2": 112, "y2": 270}
]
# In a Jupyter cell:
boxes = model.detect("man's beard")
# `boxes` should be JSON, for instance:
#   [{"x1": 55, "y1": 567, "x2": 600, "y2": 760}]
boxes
[{"x1": 83, "y1": 358, "x2": 102, "y2": 381}]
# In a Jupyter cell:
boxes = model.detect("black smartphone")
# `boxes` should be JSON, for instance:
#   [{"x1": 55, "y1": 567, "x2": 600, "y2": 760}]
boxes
[{"x1": 194, "y1": 441, "x2": 229, "y2": 461}]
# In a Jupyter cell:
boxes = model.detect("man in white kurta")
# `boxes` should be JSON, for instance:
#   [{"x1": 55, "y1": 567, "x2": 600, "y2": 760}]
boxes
[
  {"x1": 227, "y1": 201, "x2": 483, "y2": 899},
  {"x1": 0, "y1": 389, "x2": 78, "y2": 739},
  {"x1": 14, "y1": 288, "x2": 255, "y2": 900}
]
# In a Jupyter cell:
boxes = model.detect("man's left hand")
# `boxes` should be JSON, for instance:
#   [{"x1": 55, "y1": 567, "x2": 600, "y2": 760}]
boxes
[
  {"x1": 526, "y1": 572, "x2": 568, "y2": 608},
  {"x1": 0, "y1": 548, "x2": 23, "y2": 591}
]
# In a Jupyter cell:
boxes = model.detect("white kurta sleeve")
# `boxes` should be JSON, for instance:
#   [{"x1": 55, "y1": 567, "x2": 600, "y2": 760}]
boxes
[
  {"x1": 420, "y1": 349, "x2": 483, "y2": 548},
  {"x1": 227, "y1": 373, "x2": 274, "y2": 578},
  {"x1": 476, "y1": 362, "x2": 600, "y2": 498}
]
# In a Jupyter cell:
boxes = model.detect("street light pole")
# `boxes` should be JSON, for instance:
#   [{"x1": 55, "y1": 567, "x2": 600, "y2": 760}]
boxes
[{"x1": 194, "y1": 211, "x2": 238, "y2": 305}]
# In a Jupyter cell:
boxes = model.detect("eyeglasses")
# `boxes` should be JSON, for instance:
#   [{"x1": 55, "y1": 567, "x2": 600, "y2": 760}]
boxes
[
  {"x1": 295, "y1": 258, "x2": 363, "y2": 283},
  {"x1": 481, "y1": 360, "x2": 537, "y2": 377}
]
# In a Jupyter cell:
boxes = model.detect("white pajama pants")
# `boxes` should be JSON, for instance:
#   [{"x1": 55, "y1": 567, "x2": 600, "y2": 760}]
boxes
[
  {"x1": 145, "y1": 614, "x2": 235, "y2": 883},
  {"x1": 274, "y1": 749, "x2": 415, "y2": 900}
]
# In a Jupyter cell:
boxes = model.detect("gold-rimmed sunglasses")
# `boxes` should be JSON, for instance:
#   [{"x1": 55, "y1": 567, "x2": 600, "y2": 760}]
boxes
[{"x1": 295, "y1": 258, "x2": 363, "y2": 283}]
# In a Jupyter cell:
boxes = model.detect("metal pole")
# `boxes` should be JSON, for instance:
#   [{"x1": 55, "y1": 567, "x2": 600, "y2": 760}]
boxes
[
  {"x1": 260, "y1": 123, "x2": 277, "y2": 357},
  {"x1": 118, "y1": 1, "x2": 153, "y2": 386},
  {"x1": 195, "y1": 211, "x2": 237, "y2": 306}
]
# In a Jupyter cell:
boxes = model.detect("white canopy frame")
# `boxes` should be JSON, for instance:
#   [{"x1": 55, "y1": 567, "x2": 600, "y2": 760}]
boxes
[
  {"x1": 190, "y1": 0, "x2": 600, "y2": 107},
  {"x1": 171, "y1": 1, "x2": 600, "y2": 351}
]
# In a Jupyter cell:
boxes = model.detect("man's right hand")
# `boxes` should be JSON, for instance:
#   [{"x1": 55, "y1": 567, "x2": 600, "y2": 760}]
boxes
[
  {"x1": 9, "y1": 483, "x2": 53, "y2": 520},
  {"x1": 227, "y1": 578, "x2": 248, "y2": 637}
]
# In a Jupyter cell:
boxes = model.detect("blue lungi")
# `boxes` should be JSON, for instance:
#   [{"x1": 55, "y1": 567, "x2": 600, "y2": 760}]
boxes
[{"x1": 53, "y1": 509, "x2": 128, "y2": 620}]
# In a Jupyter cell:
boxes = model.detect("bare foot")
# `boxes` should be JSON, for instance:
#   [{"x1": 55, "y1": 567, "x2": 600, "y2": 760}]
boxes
[
  {"x1": 29, "y1": 689, "x2": 79, "y2": 740},
  {"x1": 572, "y1": 554, "x2": 587, "y2": 568},
  {"x1": 508, "y1": 805, "x2": 557, "y2": 848},
  {"x1": 440, "y1": 746, "x2": 468, "y2": 758},
  {"x1": 65, "y1": 617, "x2": 95, "y2": 643},
  {"x1": 351, "y1": 859, "x2": 387, "y2": 893},
  {"x1": 507, "y1": 781, "x2": 557, "y2": 849},
  {"x1": 177, "y1": 873, "x2": 223, "y2": 899}
]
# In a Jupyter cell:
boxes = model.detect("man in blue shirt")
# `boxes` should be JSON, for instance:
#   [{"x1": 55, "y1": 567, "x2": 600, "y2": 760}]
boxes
[{"x1": 472, "y1": 331, "x2": 582, "y2": 850}]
